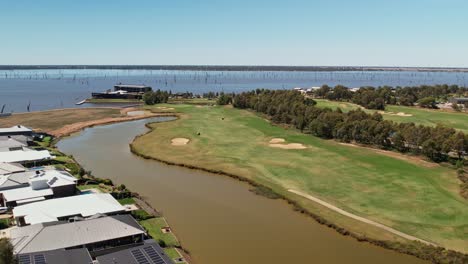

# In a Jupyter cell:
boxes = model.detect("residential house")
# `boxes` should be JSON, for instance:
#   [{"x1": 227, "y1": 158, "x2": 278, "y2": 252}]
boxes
[
  {"x1": 0, "y1": 147, "x2": 52, "y2": 164},
  {"x1": 0, "y1": 169, "x2": 77, "y2": 207},
  {"x1": 18, "y1": 248, "x2": 93, "y2": 264},
  {"x1": 0, "y1": 125, "x2": 33, "y2": 137},
  {"x1": 10, "y1": 214, "x2": 146, "y2": 257},
  {"x1": 13, "y1": 193, "x2": 126, "y2": 226},
  {"x1": 96, "y1": 239, "x2": 173, "y2": 264}
]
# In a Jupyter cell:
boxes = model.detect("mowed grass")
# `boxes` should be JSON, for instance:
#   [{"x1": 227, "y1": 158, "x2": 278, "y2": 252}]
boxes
[
  {"x1": 133, "y1": 104, "x2": 468, "y2": 252},
  {"x1": 0, "y1": 108, "x2": 122, "y2": 132},
  {"x1": 315, "y1": 99, "x2": 468, "y2": 133}
]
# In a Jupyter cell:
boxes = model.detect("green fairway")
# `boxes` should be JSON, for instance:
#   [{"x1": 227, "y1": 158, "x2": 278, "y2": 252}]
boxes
[
  {"x1": 132, "y1": 104, "x2": 468, "y2": 252},
  {"x1": 315, "y1": 99, "x2": 468, "y2": 133}
]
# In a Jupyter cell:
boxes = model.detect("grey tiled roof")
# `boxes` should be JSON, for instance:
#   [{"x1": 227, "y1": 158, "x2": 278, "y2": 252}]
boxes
[{"x1": 11, "y1": 214, "x2": 145, "y2": 254}]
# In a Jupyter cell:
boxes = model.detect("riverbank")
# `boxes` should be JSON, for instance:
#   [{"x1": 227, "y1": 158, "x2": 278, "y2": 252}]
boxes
[
  {"x1": 47, "y1": 123, "x2": 191, "y2": 263},
  {"x1": 0, "y1": 107, "x2": 176, "y2": 138},
  {"x1": 0, "y1": 109, "x2": 190, "y2": 263},
  {"x1": 130, "y1": 104, "x2": 468, "y2": 263},
  {"x1": 57, "y1": 116, "x2": 429, "y2": 264}
]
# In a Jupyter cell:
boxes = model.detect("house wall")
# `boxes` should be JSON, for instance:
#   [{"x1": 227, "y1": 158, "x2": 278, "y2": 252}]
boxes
[{"x1": 52, "y1": 184, "x2": 77, "y2": 198}]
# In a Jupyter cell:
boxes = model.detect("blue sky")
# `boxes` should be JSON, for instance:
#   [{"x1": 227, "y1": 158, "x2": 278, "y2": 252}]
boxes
[{"x1": 1, "y1": 0, "x2": 467, "y2": 66}]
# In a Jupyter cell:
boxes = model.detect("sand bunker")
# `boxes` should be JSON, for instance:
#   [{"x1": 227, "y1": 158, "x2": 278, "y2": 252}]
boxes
[
  {"x1": 269, "y1": 138, "x2": 286, "y2": 144},
  {"x1": 268, "y1": 138, "x2": 306, "y2": 149},
  {"x1": 126, "y1": 110, "x2": 146, "y2": 116},
  {"x1": 171, "y1": 138, "x2": 190, "y2": 146},
  {"x1": 269, "y1": 143, "x2": 307, "y2": 150},
  {"x1": 156, "y1": 107, "x2": 175, "y2": 111},
  {"x1": 378, "y1": 111, "x2": 412, "y2": 117}
]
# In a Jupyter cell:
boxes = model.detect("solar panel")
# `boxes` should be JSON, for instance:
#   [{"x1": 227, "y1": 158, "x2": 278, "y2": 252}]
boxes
[
  {"x1": 143, "y1": 246, "x2": 166, "y2": 264},
  {"x1": 18, "y1": 255, "x2": 31, "y2": 264},
  {"x1": 47, "y1": 176, "x2": 58, "y2": 185},
  {"x1": 131, "y1": 249, "x2": 150, "y2": 264},
  {"x1": 33, "y1": 254, "x2": 46, "y2": 264}
]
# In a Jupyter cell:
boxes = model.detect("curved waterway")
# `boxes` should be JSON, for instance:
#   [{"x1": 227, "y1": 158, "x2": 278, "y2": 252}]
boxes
[{"x1": 57, "y1": 117, "x2": 427, "y2": 264}]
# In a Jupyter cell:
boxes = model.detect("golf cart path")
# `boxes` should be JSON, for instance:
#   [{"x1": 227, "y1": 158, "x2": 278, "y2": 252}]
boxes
[{"x1": 288, "y1": 189, "x2": 436, "y2": 246}]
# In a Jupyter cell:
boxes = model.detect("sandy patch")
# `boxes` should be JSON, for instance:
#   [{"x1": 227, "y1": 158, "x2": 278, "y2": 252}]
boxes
[
  {"x1": 126, "y1": 110, "x2": 146, "y2": 116},
  {"x1": 49, "y1": 113, "x2": 171, "y2": 138},
  {"x1": 269, "y1": 138, "x2": 285, "y2": 144},
  {"x1": 269, "y1": 143, "x2": 306, "y2": 150},
  {"x1": 377, "y1": 111, "x2": 412, "y2": 117},
  {"x1": 171, "y1": 138, "x2": 190, "y2": 146},
  {"x1": 156, "y1": 106, "x2": 175, "y2": 111}
]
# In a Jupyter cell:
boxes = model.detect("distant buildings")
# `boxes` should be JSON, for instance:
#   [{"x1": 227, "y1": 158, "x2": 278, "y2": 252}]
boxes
[
  {"x1": 92, "y1": 84, "x2": 152, "y2": 100},
  {"x1": 114, "y1": 84, "x2": 152, "y2": 93},
  {"x1": 450, "y1": 97, "x2": 468, "y2": 104}
]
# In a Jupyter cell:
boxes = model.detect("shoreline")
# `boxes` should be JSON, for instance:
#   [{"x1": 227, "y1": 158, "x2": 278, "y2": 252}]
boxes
[
  {"x1": 49, "y1": 112, "x2": 176, "y2": 138},
  {"x1": 50, "y1": 113, "x2": 193, "y2": 263},
  {"x1": 128, "y1": 116, "x2": 468, "y2": 264}
]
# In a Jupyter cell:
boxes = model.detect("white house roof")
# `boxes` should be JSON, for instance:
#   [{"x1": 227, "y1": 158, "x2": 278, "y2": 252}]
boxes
[
  {"x1": 1, "y1": 187, "x2": 53, "y2": 203},
  {"x1": 0, "y1": 171, "x2": 34, "y2": 189},
  {"x1": 0, "y1": 138, "x2": 27, "y2": 149},
  {"x1": 29, "y1": 169, "x2": 78, "y2": 188},
  {"x1": 0, "y1": 149, "x2": 52, "y2": 163},
  {"x1": 0, "y1": 162, "x2": 26, "y2": 175},
  {"x1": 13, "y1": 193, "x2": 125, "y2": 225},
  {"x1": 0, "y1": 125, "x2": 32, "y2": 134},
  {"x1": 11, "y1": 214, "x2": 145, "y2": 254}
]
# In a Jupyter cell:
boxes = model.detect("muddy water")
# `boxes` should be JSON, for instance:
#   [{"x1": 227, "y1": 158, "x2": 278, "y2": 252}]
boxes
[{"x1": 57, "y1": 117, "x2": 426, "y2": 264}]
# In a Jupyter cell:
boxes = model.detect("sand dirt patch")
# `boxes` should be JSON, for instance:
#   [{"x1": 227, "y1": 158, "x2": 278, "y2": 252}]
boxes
[
  {"x1": 156, "y1": 106, "x2": 175, "y2": 111},
  {"x1": 126, "y1": 110, "x2": 147, "y2": 116},
  {"x1": 171, "y1": 138, "x2": 190, "y2": 146},
  {"x1": 269, "y1": 143, "x2": 306, "y2": 150},
  {"x1": 377, "y1": 111, "x2": 412, "y2": 117},
  {"x1": 269, "y1": 138, "x2": 286, "y2": 144}
]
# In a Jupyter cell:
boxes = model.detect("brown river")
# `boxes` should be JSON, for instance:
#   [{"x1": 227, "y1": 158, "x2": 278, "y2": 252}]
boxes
[{"x1": 57, "y1": 117, "x2": 427, "y2": 264}]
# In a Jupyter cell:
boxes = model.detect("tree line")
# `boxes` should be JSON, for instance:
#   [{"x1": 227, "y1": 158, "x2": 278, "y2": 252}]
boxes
[
  {"x1": 313, "y1": 84, "x2": 468, "y2": 110},
  {"x1": 233, "y1": 89, "x2": 468, "y2": 163},
  {"x1": 142, "y1": 90, "x2": 169, "y2": 105}
]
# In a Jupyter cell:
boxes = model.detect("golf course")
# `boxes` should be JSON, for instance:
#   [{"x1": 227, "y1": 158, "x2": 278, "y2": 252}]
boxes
[
  {"x1": 131, "y1": 104, "x2": 468, "y2": 253},
  {"x1": 315, "y1": 99, "x2": 468, "y2": 133}
]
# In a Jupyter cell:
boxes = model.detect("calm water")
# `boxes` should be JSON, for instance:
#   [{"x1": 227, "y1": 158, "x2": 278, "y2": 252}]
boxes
[
  {"x1": 1, "y1": 69, "x2": 468, "y2": 113},
  {"x1": 57, "y1": 117, "x2": 426, "y2": 264}
]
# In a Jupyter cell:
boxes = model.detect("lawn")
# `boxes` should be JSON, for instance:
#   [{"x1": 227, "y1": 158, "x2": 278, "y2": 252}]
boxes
[
  {"x1": 140, "y1": 217, "x2": 180, "y2": 247},
  {"x1": 0, "y1": 108, "x2": 122, "y2": 132},
  {"x1": 315, "y1": 99, "x2": 468, "y2": 133},
  {"x1": 117, "y1": 197, "x2": 135, "y2": 205},
  {"x1": 131, "y1": 104, "x2": 468, "y2": 252},
  {"x1": 86, "y1": 98, "x2": 142, "y2": 103}
]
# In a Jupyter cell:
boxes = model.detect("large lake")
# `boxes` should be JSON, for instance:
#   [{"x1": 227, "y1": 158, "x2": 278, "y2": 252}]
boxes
[
  {"x1": 57, "y1": 117, "x2": 427, "y2": 264},
  {"x1": 1, "y1": 69, "x2": 468, "y2": 113}
]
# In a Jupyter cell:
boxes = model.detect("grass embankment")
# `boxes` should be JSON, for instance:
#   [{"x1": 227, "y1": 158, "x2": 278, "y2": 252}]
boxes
[
  {"x1": 131, "y1": 104, "x2": 468, "y2": 254},
  {"x1": 0, "y1": 108, "x2": 121, "y2": 132},
  {"x1": 168, "y1": 98, "x2": 215, "y2": 105},
  {"x1": 315, "y1": 99, "x2": 468, "y2": 133},
  {"x1": 86, "y1": 98, "x2": 142, "y2": 103}
]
